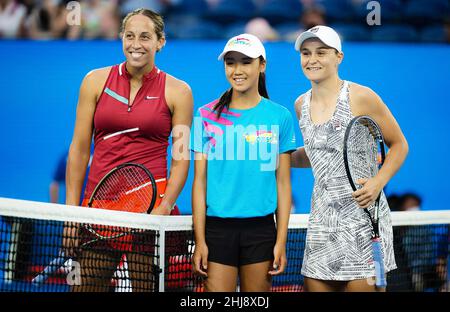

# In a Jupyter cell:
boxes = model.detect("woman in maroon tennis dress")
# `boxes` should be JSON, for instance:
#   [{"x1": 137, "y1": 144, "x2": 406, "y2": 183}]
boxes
[{"x1": 63, "y1": 8, "x2": 193, "y2": 292}]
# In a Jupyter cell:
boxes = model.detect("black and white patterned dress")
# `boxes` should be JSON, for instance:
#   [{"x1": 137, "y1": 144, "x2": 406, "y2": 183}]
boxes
[{"x1": 299, "y1": 81, "x2": 396, "y2": 281}]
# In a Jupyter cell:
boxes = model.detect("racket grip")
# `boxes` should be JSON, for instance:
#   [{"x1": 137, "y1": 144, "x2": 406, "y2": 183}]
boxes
[
  {"x1": 372, "y1": 239, "x2": 387, "y2": 288},
  {"x1": 31, "y1": 251, "x2": 67, "y2": 284}
]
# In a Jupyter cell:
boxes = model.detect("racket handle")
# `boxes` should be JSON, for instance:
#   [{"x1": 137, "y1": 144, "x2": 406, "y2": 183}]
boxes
[
  {"x1": 31, "y1": 251, "x2": 67, "y2": 284},
  {"x1": 372, "y1": 239, "x2": 387, "y2": 288}
]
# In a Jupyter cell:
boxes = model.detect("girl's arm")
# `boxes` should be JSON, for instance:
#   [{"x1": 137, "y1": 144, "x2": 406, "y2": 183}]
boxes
[
  {"x1": 192, "y1": 153, "x2": 209, "y2": 277},
  {"x1": 270, "y1": 153, "x2": 292, "y2": 275},
  {"x1": 291, "y1": 147, "x2": 311, "y2": 168},
  {"x1": 291, "y1": 94, "x2": 311, "y2": 168}
]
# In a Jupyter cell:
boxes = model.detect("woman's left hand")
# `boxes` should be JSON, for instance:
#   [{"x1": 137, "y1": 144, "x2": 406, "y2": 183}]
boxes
[
  {"x1": 352, "y1": 178, "x2": 383, "y2": 209},
  {"x1": 151, "y1": 201, "x2": 173, "y2": 215},
  {"x1": 269, "y1": 243, "x2": 287, "y2": 276}
]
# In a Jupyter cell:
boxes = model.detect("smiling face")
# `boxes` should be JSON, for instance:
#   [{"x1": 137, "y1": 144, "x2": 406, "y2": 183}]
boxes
[
  {"x1": 121, "y1": 14, "x2": 165, "y2": 71},
  {"x1": 224, "y1": 51, "x2": 266, "y2": 94},
  {"x1": 300, "y1": 38, "x2": 343, "y2": 83}
]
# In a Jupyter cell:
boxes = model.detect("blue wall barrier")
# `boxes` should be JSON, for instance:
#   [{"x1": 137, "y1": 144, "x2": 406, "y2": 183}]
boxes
[{"x1": 0, "y1": 40, "x2": 449, "y2": 213}]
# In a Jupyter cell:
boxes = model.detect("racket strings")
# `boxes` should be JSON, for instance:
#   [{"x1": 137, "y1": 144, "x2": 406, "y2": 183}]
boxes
[
  {"x1": 347, "y1": 120, "x2": 381, "y2": 188},
  {"x1": 346, "y1": 118, "x2": 384, "y2": 236},
  {"x1": 344, "y1": 116, "x2": 386, "y2": 287},
  {"x1": 124, "y1": 167, "x2": 155, "y2": 210},
  {"x1": 91, "y1": 166, "x2": 155, "y2": 213}
]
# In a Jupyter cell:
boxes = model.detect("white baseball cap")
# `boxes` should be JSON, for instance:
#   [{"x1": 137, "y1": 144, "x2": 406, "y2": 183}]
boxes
[
  {"x1": 295, "y1": 25, "x2": 342, "y2": 53},
  {"x1": 218, "y1": 33, "x2": 266, "y2": 61}
]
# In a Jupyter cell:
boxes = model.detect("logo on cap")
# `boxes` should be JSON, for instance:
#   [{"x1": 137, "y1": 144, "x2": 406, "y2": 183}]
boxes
[
  {"x1": 228, "y1": 37, "x2": 251, "y2": 47},
  {"x1": 310, "y1": 27, "x2": 319, "y2": 33}
]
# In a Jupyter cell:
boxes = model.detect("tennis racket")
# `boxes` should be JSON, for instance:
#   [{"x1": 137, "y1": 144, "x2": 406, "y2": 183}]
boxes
[
  {"x1": 343, "y1": 115, "x2": 387, "y2": 288},
  {"x1": 32, "y1": 162, "x2": 157, "y2": 284}
]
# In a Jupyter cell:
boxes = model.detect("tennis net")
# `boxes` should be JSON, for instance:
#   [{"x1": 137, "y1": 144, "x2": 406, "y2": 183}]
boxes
[{"x1": 0, "y1": 197, "x2": 449, "y2": 292}]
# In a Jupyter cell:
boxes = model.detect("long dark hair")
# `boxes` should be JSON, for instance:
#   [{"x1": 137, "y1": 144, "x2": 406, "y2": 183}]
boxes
[{"x1": 213, "y1": 56, "x2": 269, "y2": 119}]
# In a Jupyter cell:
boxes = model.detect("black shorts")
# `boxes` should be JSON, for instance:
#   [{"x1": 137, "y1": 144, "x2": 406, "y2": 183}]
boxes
[{"x1": 205, "y1": 214, "x2": 276, "y2": 267}]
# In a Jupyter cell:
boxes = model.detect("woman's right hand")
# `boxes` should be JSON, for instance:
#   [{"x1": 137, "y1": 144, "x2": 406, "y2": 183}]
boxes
[
  {"x1": 61, "y1": 222, "x2": 79, "y2": 257},
  {"x1": 192, "y1": 242, "x2": 208, "y2": 277}
]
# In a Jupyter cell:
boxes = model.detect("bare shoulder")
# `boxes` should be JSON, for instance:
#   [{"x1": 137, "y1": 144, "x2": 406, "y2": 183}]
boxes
[
  {"x1": 85, "y1": 66, "x2": 111, "y2": 82},
  {"x1": 165, "y1": 74, "x2": 192, "y2": 96},
  {"x1": 165, "y1": 74, "x2": 193, "y2": 114},
  {"x1": 294, "y1": 93, "x2": 306, "y2": 119},
  {"x1": 349, "y1": 82, "x2": 379, "y2": 101},
  {"x1": 349, "y1": 82, "x2": 384, "y2": 116},
  {"x1": 83, "y1": 66, "x2": 112, "y2": 93}
]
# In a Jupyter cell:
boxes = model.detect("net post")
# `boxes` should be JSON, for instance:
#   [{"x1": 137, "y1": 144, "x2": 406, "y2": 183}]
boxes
[{"x1": 158, "y1": 226, "x2": 166, "y2": 292}]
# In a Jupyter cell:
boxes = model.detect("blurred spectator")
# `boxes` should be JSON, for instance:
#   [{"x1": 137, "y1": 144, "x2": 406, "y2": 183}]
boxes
[
  {"x1": 50, "y1": 146, "x2": 93, "y2": 204},
  {"x1": 393, "y1": 192, "x2": 447, "y2": 292},
  {"x1": 387, "y1": 194, "x2": 401, "y2": 211},
  {"x1": 245, "y1": 17, "x2": 279, "y2": 41},
  {"x1": 398, "y1": 193, "x2": 422, "y2": 212},
  {"x1": 1, "y1": 0, "x2": 449, "y2": 42},
  {"x1": 53, "y1": 0, "x2": 83, "y2": 39},
  {"x1": 0, "y1": 0, "x2": 27, "y2": 38},
  {"x1": 23, "y1": 0, "x2": 120, "y2": 40},
  {"x1": 120, "y1": 0, "x2": 180, "y2": 17},
  {"x1": 291, "y1": 197, "x2": 296, "y2": 214},
  {"x1": 283, "y1": 6, "x2": 326, "y2": 41},
  {"x1": 25, "y1": 0, "x2": 57, "y2": 39},
  {"x1": 20, "y1": 0, "x2": 34, "y2": 15},
  {"x1": 49, "y1": 150, "x2": 69, "y2": 204},
  {"x1": 445, "y1": 17, "x2": 450, "y2": 43},
  {"x1": 204, "y1": 0, "x2": 220, "y2": 9},
  {"x1": 300, "y1": 0, "x2": 319, "y2": 8},
  {"x1": 301, "y1": 6, "x2": 326, "y2": 30},
  {"x1": 77, "y1": 0, "x2": 120, "y2": 40},
  {"x1": 389, "y1": 193, "x2": 424, "y2": 291},
  {"x1": 435, "y1": 224, "x2": 449, "y2": 292}
]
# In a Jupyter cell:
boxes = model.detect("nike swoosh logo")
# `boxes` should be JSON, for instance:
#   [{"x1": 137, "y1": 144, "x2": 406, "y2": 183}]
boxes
[{"x1": 146, "y1": 96, "x2": 159, "y2": 100}]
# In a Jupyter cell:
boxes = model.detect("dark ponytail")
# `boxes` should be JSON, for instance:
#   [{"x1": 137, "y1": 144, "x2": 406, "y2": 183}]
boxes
[
  {"x1": 214, "y1": 56, "x2": 269, "y2": 119},
  {"x1": 213, "y1": 88, "x2": 233, "y2": 119},
  {"x1": 258, "y1": 71, "x2": 269, "y2": 99}
]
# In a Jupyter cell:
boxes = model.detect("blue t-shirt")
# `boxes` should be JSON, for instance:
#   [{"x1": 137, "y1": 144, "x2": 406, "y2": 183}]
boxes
[{"x1": 191, "y1": 97, "x2": 296, "y2": 218}]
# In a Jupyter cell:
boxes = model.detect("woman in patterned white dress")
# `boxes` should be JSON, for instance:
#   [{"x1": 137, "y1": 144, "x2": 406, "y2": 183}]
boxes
[{"x1": 291, "y1": 26, "x2": 409, "y2": 292}]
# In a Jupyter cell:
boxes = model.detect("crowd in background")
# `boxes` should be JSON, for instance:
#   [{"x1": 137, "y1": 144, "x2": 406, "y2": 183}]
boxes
[
  {"x1": 387, "y1": 193, "x2": 449, "y2": 292},
  {"x1": 1, "y1": 0, "x2": 449, "y2": 42}
]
